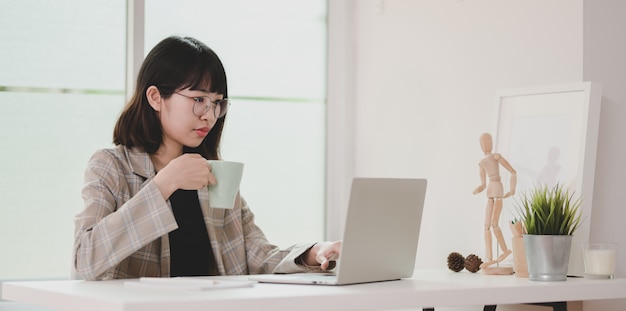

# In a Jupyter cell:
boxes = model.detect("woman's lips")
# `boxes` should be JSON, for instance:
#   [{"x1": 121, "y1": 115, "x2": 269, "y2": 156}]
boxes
[{"x1": 195, "y1": 127, "x2": 210, "y2": 137}]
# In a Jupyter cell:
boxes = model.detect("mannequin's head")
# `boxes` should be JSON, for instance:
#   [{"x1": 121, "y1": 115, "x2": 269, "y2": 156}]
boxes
[{"x1": 479, "y1": 133, "x2": 493, "y2": 153}]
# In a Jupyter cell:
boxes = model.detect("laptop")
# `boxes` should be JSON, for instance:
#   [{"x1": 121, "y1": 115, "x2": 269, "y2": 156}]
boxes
[{"x1": 249, "y1": 177, "x2": 427, "y2": 285}]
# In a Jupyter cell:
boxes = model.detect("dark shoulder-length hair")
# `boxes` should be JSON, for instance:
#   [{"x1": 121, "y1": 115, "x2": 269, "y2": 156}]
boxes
[{"x1": 113, "y1": 35, "x2": 228, "y2": 160}]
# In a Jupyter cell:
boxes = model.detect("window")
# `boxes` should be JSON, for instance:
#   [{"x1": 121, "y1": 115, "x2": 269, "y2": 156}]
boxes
[
  {"x1": 0, "y1": 0, "x2": 126, "y2": 279},
  {"x1": 0, "y1": 0, "x2": 326, "y2": 280}
]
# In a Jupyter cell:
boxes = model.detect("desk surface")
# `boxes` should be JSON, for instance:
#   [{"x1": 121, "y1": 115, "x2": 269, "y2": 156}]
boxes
[{"x1": 3, "y1": 269, "x2": 626, "y2": 311}]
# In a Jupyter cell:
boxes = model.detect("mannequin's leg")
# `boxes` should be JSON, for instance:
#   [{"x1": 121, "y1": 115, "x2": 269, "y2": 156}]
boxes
[
  {"x1": 483, "y1": 199, "x2": 494, "y2": 261},
  {"x1": 492, "y1": 198, "x2": 511, "y2": 262}
]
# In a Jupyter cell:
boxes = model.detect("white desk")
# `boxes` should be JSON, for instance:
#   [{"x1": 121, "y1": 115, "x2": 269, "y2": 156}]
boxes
[{"x1": 3, "y1": 269, "x2": 626, "y2": 311}]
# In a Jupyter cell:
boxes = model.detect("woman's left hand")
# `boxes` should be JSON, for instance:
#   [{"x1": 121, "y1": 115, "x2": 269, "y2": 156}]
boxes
[{"x1": 304, "y1": 241, "x2": 342, "y2": 270}]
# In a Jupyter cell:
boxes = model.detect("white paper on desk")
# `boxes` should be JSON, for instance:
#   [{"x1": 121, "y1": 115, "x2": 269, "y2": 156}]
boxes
[{"x1": 124, "y1": 277, "x2": 255, "y2": 291}]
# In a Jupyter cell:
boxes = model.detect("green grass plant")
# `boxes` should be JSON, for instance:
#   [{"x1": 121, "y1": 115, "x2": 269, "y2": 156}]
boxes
[{"x1": 515, "y1": 183, "x2": 582, "y2": 235}]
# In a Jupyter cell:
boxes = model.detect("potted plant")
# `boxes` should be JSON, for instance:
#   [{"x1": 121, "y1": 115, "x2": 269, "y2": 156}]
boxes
[{"x1": 515, "y1": 183, "x2": 583, "y2": 281}]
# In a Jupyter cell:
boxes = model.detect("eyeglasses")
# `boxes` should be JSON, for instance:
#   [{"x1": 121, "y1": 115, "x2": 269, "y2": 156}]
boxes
[{"x1": 173, "y1": 92, "x2": 230, "y2": 118}]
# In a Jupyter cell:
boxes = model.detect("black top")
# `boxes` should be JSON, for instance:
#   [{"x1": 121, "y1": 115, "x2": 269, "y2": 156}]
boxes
[{"x1": 168, "y1": 189, "x2": 219, "y2": 277}]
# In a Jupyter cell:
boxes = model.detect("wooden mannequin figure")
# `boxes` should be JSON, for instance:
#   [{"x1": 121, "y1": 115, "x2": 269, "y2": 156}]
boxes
[{"x1": 473, "y1": 133, "x2": 517, "y2": 274}]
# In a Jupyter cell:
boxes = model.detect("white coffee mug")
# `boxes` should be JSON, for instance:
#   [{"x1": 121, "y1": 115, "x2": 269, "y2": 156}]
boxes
[{"x1": 206, "y1": 160, "x2": 244, "y2": 209}]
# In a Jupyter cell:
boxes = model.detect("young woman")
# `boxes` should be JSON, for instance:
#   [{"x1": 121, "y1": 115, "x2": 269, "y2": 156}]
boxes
[{"x1": 73, "y1": 36, "x2": 340, "y2": 281}]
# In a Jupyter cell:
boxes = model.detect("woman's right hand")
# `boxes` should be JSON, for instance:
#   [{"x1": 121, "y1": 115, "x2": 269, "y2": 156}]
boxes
[{"x1": 153, "y1": 154, "x2": 216, "y2": 199}]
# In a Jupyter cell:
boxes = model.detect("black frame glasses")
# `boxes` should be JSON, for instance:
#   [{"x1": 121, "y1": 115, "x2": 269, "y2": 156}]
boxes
[{"x1": 174, "y1": 92, "x2": 230, "y2": 118}]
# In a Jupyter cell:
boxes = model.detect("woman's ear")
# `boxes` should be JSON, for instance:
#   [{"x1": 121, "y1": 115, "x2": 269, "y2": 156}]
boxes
[{"x1": 146, "y1": 85, "x2": 162, "y2": 112}]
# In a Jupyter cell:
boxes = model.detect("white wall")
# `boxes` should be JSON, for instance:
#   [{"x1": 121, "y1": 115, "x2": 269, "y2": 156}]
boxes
[
  {"x1": 582, "y1": 1, "x2": 626, "y2": 310},
  {"x1": 329, "y1": 0, "x2": 626, "y2": 310}
]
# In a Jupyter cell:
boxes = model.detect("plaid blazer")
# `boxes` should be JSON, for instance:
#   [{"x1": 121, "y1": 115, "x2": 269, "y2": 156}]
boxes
[{"x1": 73, "y1": 145, "x2": 317, "y2": 280}]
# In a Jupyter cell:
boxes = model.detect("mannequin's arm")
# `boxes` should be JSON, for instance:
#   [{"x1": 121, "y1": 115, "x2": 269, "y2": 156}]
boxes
[
  {"x1": 473, "y1": 165, "x2": 487, "y2": 194},
  {"x1": 499, "y1": 156, "x2": 517, "y2": 198}
]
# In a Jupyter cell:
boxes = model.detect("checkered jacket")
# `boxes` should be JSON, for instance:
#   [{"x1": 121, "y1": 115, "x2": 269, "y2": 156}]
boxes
[{"x1": 73, "y1": 145, "x2": 316, "y2": 280}]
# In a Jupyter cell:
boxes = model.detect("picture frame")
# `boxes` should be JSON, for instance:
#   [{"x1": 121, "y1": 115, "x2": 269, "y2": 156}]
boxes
[{"x1": 493, "y1": 82, "x2": 602, "y2": 277}]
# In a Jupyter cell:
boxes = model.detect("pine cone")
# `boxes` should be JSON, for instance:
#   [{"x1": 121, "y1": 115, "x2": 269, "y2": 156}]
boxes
[
  {"x1": 464, "y1": 254, "x2": 483, "y2": 273},
  {"x1": 447, "y1": 252, "x2": 465, "y2": 272}
]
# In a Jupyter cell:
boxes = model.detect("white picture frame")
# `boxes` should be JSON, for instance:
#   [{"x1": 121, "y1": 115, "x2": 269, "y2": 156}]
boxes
[{"x1": 493, "y1": 82, "x2": 602, "y2": 277}]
